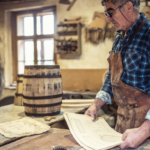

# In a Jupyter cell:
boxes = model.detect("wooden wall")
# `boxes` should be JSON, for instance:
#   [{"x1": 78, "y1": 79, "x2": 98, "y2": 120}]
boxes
[{"x1": 61, "y1": 69, "x2": 108, "y2": 92}]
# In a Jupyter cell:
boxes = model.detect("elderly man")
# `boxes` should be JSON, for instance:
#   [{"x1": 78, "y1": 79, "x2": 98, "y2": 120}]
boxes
[{"x1": 85, "y1": 0, "x2": 150, "y2": 149}]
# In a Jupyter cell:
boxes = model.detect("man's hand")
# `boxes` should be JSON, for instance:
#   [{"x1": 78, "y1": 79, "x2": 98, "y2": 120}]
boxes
[
  {"x1": 84, "y1": 99, "x2": 105, "y2": 121},
  {"x1": 85, "y1": 103, "x2": 98, "y2": 121},
  {"x1": 120, "y1": 120, "x2": 150, "y2": 149}
]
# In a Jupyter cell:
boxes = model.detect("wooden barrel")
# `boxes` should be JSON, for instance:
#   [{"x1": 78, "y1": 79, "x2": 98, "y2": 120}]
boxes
[
  {"x1": 22, "y1": 65, "x2": 62, "y2": 116},
  {"x1": 14, "y1": 74, "x2": 24, "y2": 106}
]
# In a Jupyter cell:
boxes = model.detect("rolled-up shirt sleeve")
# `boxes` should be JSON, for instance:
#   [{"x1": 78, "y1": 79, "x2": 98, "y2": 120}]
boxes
[{"x1": 96, "y1": 70, "x2": 113, "y2": 105}]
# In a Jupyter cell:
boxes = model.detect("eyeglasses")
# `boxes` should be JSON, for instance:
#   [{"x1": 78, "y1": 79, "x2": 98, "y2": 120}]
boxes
[{"x1": 104, "y1": 2, "x2": 126, "y2": 18}]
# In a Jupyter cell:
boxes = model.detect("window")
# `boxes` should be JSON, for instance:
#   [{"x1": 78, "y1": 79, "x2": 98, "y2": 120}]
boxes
[{"x1": 11, "y1": 6, "x2": 56, "y2": 77}]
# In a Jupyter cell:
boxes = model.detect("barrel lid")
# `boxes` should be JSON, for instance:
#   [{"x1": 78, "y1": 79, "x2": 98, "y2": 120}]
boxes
[{"x1": 25, "y1": 65, "x2": 60, "y2": 69}]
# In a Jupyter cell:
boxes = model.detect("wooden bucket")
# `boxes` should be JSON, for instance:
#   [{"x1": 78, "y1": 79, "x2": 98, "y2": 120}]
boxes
[
  {"x1": 14, "y1": 74, "x2": 23, "y2": 106},
  {"x1": 22, "y1": 65, "x2": 62, "y2": 116}
]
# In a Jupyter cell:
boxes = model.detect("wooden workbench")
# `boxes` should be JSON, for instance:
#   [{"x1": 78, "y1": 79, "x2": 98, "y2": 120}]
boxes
[
  {"x1": 1, "y1": 105, "x2": 150, "y2": 150},
  {"x1": 63, "y1": 91, "x2": 97, "y2": 99},
  {"x1": 0, "y1": 104, "x2": 87, "y2": 124},
  {"x1": 1, "y1": 128, "x2": 150, "y2": 150},
  {"x1": 0, "y1": 104, "x2": 87, "y2": 146}
]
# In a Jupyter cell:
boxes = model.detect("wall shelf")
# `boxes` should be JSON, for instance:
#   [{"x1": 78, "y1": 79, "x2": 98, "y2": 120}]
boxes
[
  {"x1": 57, "y1": 31, "x2": 77, "y2": 36},
  {"x1": 56, "y1": 23, "x2": 82, "y2": 56}
]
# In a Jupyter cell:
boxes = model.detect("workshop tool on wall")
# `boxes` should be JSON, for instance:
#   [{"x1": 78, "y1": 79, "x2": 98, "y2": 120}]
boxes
[
  {"x1": 92, "y1": 11, "x2": 106, "y2": 20},
  {"x1": 104, "y1": 22, "x2": 116, "y2": 41},
  {"x1": 62, "y1": 20, "x2": 84, "y2": 25},
  {"x1": 67, "y1": 0, "x2": 77, "y2": 11},
  {"x1": 64, "y1": 16, "x2": 81, "y2": 22},
  {"x1": 94, "y1": 11, "x2": 116, "y2": 40},
  {"x1": 85, "y1": 13, "x2": 106, "y2": 44},
  {"x1": 62, "y1": 16, "x2": 83, "y2": 25},
  {"x1": 85, "y1": 12, "x2": 116, "y2": 44},
  {"x1": 55, "y1": 38, "x2": 78, "y2": 54},
  {"x1": 57, "y1": 16, "x2": 82, "y2": 56},
  {"x1": 59, "y1": 0, "x2": 71, "y2": 4},
  {"x1": 85, "y1": 28, "x2": 103, "y2": 44}
]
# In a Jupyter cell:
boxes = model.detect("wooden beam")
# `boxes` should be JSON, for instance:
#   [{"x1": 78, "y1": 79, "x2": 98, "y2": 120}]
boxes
[
  {"x1": 33, "y1": 12, "x2": 37, "y2": 65},
  {"x1": 17, "y1": 35, "x2": 54, "y2": 40},
  {"x1": 11, "y1": 12, "x2": 18, "y2": 81},
  {"x1": 67, "y1": 0, "x2": 76, "y2": 11},
  {"x1": 145, "y1": 0, "x2": 148, "y2": 6}
]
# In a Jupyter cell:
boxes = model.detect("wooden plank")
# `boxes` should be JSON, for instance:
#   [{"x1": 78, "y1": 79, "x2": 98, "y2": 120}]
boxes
[
  {"x1": 17, "y1": 35, "x2": 54, "y2": 40},
  {"x1": 57, "y1": 31, "x2": 77, "y2": 36},
  {"x1": 62, "y1": 99, "x2": 94, "y2": 104},
  {"x1": 63, "y1": 20, "x2": 84, "y2": 24},
  {"x1": 87, "y1": 18, "x2": 106, "y2": 29},
  {"x1": 77, "y1": 23, "x2": 81, "y2": 55},
  {"x1": 92, "y1": 12, "x2": 106, "y2": 20},
  {"x1": 1, "y1": 128, "x2": 150, "y2": 150},
  {"x1": 64, "y1": 16, "x2": 81, "y2": 21},
  {"x1": 61, "y1": 104, "x2": 90, "y2": 108},
  {"x1": 67, "y1": 0, "x2": 77, "y2": 11},
  {"x1": 0, "y1": 128, "x2": 81, "y2": 150},
  {"x1": 33, "y1": 12, "x2": 37, "y2": 65},
  {"x1": 57, "y1": 23, "x2": 77, "y2": 27},
  {"x1": 63, "y1": 91, "x2": 97, "y2": 95},
  {"x1": 11, "y1": 12, "x2": 18, "y2": 81}
]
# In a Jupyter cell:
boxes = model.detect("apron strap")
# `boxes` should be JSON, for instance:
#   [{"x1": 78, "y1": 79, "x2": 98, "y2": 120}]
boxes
[
  {"x1": 116, "y1": 18, "x2": 150, "y2": 108},
  {"x1": 125, "y1": 18, "x2": 150, "y2": 108},
  {"x1": 120, "y1": 18, "x2": 149, "y2": 51}
]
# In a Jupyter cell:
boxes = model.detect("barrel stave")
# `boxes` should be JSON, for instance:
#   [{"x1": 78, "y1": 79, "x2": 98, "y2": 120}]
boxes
[{"x1": 23, "y1": 65, "x2": 62, "y2": 116}]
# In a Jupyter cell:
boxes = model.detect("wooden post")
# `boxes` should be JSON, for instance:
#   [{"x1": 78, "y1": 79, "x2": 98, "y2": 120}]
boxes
[
  {"x1": 33, "y1": 12, "x2": 37, "y2": 65},
  {"x1": 145, "y1": 0, "x2": 148, "y2": 6},
  {"x1": 67, "y1": 0, "x2": 76, "y2": 11}
]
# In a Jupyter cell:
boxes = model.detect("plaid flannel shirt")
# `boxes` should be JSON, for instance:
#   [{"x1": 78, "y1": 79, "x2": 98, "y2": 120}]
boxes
[{"x1": 96, "y1": 13, "x2": 150, "y2": 119}]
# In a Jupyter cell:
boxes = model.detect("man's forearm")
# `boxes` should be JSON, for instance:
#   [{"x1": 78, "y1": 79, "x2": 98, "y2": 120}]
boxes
[
  {"x1": 139, "y1": 119, "x2": 150, "y2": 138},
  {"x1": 93, "y1": 98, "x2": 106, "y2": 110}
]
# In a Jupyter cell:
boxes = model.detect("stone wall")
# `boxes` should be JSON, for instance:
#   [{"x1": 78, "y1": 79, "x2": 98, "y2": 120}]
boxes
[{"x1": 0, "y1": 0, "x2": 149, "y2": 86}]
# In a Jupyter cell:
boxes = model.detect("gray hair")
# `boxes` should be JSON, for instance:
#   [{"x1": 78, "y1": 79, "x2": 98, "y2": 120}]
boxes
[{"x1": 101, "y1": 0, "x2": 140, "y2": 11}]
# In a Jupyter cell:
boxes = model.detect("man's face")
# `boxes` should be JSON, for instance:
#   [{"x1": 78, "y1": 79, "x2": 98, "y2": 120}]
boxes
[{"x1": 104, "y1": 1, "x2": 128, "y2": 31}]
